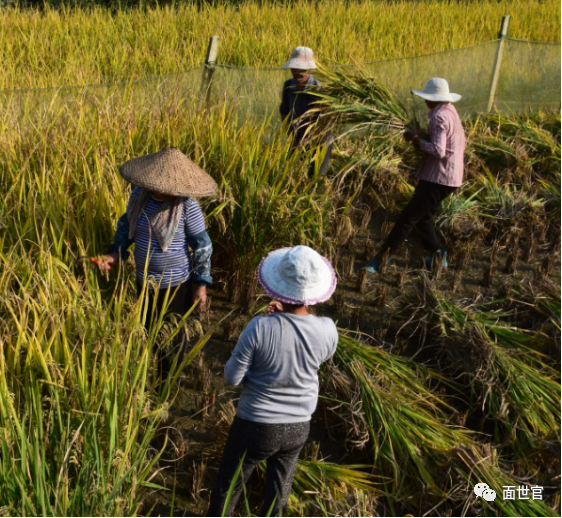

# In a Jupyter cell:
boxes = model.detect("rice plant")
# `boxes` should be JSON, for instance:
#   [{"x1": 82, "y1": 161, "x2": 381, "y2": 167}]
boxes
[
  {"x1": 410, "y1": 281, "x2": 561, "y2": 458},
  {"x1": 511, "y1": 278, "x2": 561, "y2": 344},
  {"x1": 0, "y1": 242, "x2": 212, "y2": 516},
  {"x1": 473, "y1": 169, "x2": 546, "y2": 228},
  {"x1": 194, "y1": 107, "x2": 336, "y2": 311},
  {"x1": 325, "y1": 335, "x2": 470, "y2": 503},
  {"x1": 325, "y1": 332, "x2": 558, "y2": 516},
  {"x1": 1, "y1": 1, "x2": 558, "y2": 90},
  {"x1": 311, "y1": 66, "x2": 412, "y2": 140}
]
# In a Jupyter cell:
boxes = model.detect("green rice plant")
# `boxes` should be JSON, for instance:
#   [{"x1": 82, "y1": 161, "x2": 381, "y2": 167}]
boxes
[
  {"x1": 326, "y1": 335, "x2": 470, "y2": 503},
  {"x1": 1, "y1": 1, "x2": 558, "y2": 90},
  {"x1": 537, "y1": 169, "x2": 561, "y2": 220},
  {"x1": 292, "y1": 460, "x2": 376, "y2": 499},
  {"x1": 476, "y1": 111, "x2": 561, "y2": 180},
  {"x1": 0, "y1": 84, "x2": 338, "y2": 313},
  {"x1": 465, "y1": 112, "x2": 561, "y2": 208},
  {"x1": 192, "y1": 107, "x2": 336, "y2": 311},
  {"x1": 435, "y1": 189, "x2": 485, "y2": 243},
  {"x1": 0, "y1": 244, "x2": 211, "y2": 516},
  {"x1": 326, "y1": 332, "x2": 558, "y2": 516},
  {"x1": 511, "y1": 278, "x2": 561, "y2": 343},
  {"x1": 311, "y1": 66, "x2": 412, "y2": 139},
  {"x1": 411, "y1": 281, "x2": 561, "y2": 457},
  {"x1": 473, "y1": 169, "x2": 546, "y2": 228},
  {"x1": 472, "y1": 135, "x2": 519, "y2": 170}
]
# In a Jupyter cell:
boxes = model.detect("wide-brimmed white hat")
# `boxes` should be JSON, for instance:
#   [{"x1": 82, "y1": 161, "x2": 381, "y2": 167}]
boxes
[
  {"x1": 411, "y1": 78, "x2": 461, "y2": 103},
  {"x1": 258, "y1": 246, "x2": 336, "y2": 305},
  {"x1": 282, "y1": 47, "x2": 317, "y2": 70}
]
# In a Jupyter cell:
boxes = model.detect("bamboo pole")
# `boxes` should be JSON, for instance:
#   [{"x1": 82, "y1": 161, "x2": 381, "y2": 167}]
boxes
[
  {"x1": 200, "y1": 36, "x2": 220, "y2": 108},
  {"x1": 487, "y1": 15, "x2": 510, "y2": 112}
]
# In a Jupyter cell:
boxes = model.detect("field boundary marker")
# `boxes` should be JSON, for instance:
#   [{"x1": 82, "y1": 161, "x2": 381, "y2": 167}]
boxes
[{"x1": 487, "y1": 15, "x2": 511, "y2": 112}]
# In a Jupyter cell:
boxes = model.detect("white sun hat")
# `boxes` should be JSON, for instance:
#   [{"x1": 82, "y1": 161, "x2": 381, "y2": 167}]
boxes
[
  {"x1": 282, "y1": 47, "x2": 317, "y2": 70},
  {"x1": 258, "y1": 246, "x2": 336, "y2": 305},
  {"x1": 411, "y1": 78, "x2": 462, "y2": 103}
]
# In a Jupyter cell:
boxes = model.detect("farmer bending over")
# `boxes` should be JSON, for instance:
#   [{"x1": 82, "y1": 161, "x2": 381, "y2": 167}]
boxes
[
  {"x1": 208, "y1": 246, "x2": 338, "y2": 517},
  {"x1": 365, "y1": 78, "x2": 465, "y2": 272},
  {"x1": 98, "y1": 148, "x2": 216, "y2": 369}
]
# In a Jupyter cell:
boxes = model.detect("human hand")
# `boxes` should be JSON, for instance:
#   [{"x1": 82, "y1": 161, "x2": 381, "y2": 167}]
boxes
[
  {"x1": 404, "y1": 128, "x2": 418, "y2": 142},
  {"x1": 91, "y1": 253, "x2": 119, "y2": 273},
  {"x1": 267, "y1": 301, "x2": 283, "y2": 315},
  {"x1": 193, "y1": 284, "x2": 207, "y2": 313}
]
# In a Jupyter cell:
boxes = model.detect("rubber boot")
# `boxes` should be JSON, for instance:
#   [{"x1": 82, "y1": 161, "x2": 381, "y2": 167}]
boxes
[{"x1": 363, "y1": 251, "x2": 394, "y2": 274}]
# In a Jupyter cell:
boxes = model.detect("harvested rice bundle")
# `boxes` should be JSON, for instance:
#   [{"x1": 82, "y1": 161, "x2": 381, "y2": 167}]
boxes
[
  {"x1": 413, "y1": 282, "x2": 561, "y2": 456},
  {"x1": 326, "y1": 335, "x2": 469, "y2": 500},
  {"x1": 327, "y1": 332, "x2": 558, "y2": 516},
  {"x1": 309, "y1": 66, "x2": 413, "y2": 139}
]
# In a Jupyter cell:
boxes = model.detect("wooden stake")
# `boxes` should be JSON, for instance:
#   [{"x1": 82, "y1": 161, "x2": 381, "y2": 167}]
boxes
[
  {"x1": 200, "y1": 36, "x2": 220, "y2": 108},
  {"x1": 487, "y1": 15, "x2": 510, "y2": 112}
]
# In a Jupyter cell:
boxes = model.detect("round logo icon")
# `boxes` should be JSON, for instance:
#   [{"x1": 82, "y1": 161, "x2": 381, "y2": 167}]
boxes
[
  {"x1": 482, "y1": 488, "x2": 497, "y2": 502},
  {"x1": 474, "y1": 483, "x2": 489, "y2": 497}
]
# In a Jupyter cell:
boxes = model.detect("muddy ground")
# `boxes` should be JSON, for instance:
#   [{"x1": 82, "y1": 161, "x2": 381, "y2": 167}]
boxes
[{"x1": 142, "y1": 209, "x2": 561, "y2": 517}]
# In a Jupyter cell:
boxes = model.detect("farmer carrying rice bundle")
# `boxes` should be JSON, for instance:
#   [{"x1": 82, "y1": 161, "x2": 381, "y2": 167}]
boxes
[
  {"x1": 97, "y1": 148, "x2": 216, "y2": 363},
  {"x1": 365, "y1": 78, "x2": 466, "y2": 273},
  {"x1": 280, "y1": 46, "x2": 332, "y2": 175},
  {"x1": 208, "y1": 245, "x2": 338, "y2": 517}
]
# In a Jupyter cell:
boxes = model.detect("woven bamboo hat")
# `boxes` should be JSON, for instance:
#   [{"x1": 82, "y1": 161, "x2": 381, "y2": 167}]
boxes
[{"x1": 119, "y1": 148, "x2": 217, "y2": 197}]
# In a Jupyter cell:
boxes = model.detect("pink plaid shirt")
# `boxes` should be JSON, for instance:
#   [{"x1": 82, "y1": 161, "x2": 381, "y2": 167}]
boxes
[{"x1": 416, "y1": 103, "x2": 465, "y2": 187}]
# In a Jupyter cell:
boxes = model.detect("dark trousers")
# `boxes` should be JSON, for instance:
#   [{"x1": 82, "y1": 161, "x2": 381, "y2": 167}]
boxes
[
  {"x1": 382, "y1": 180, "x2": 456, "y2": 254},
  {"x1": 137, "y1": 279, "x2": 193, "y2": 375},
  {"x1": 137, "y1": 279, "x2": 193, "y2": 327},
  {"x1": 208, "y1": 416, "x2": 310, "y2": 517}
]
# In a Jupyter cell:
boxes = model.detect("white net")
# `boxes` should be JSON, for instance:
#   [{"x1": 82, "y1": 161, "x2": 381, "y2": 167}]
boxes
[{"x1": 0, "y1": 38, "x2": 559, "y2": 127}]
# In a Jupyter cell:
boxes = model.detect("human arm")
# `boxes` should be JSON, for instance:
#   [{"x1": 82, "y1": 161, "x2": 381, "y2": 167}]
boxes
[
  {"x1": 106, "y1": 212, "x2": 134, "y2": 262},
  {"x1": 224, "y1": 321, "x2": 258, "y2": 386},
  {"x1": 184, "y1": 199, "x2": 213, "y2": 287},
  {"x1": 279, "y1": 81, "x2": 291, "y2": 122},
  {"x1": 323, "y1": 322, "x2": 339, "y2": 362},
  {"x1": 417, "y1": 113, "x2": 448, "y2": 158}
]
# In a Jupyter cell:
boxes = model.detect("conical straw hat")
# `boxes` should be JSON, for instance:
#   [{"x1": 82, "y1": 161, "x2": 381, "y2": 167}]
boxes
[{"x1": 119, "y1": 148, "x2": 217, "y2": 198}]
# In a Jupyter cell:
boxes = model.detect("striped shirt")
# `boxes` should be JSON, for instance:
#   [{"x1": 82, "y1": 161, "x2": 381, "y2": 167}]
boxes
[
  {"x1": 416, "y1": 103, "x2": 465, "y2": 187},
  {"x1": 130, "y1": 193, "x2": 206, "y2": 288}
]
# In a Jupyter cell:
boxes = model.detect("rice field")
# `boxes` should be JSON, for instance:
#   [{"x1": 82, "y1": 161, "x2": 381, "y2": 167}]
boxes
[
  {"x1": 0, "y1": 0, "x2": 560, "y2": 516},
  {"x1": 0, "y1": 0, "x2": 560, "y2": 89}
]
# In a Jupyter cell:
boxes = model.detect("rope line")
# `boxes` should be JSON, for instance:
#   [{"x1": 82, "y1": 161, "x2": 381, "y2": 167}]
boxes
[{"x1": 0, "y1": 38, "x2": 558, "y2": 96}]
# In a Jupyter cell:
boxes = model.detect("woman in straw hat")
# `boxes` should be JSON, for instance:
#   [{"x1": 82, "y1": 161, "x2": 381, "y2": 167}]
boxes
[
  {"x1": 365, "y1": 77, "x2": 465, "y2": 273},
  {"x1": 208, "y1": 245, "x2": 338, "y2": 517},
  {"x1": 99, "y1": 147, "x2": 216, "y2": 336}
]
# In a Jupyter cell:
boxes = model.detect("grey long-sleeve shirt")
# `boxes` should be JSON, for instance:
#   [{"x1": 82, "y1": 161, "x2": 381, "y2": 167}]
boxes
[{"x1": 224, "y1": 312, "x2": 338, "y2": 424}]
